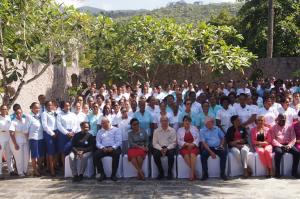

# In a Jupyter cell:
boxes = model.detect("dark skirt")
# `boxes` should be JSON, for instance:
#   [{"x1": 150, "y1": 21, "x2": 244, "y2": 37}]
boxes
[
  {"x1": 29, "y1": 139, "x2": 45, "y2": 158},
  {"x1": 43, "y1": 130, "x2": 58, "y2": 155}
]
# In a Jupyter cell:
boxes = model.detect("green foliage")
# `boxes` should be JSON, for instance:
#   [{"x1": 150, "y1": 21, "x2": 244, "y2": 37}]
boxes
[
  {"x1": 236, "y1": 0, "x2": 300, "y2": 57},
  {"x1": 79, "y1": 2, "x2": 243, "y2": 24},
  {"x1": 90, "y1": 16, "x2": 257, "y2": 82}
]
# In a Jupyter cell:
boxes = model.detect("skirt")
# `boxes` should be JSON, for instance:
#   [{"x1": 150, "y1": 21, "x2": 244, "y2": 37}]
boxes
[
  {"x1": 29, "y1": 139, "x2": 45, "y2": 158},
  {"x1": 180, "y1": 147, "x2": 199, "y2": 156},
  {"x1": 43, "y1": 130, "x2": 58, "y2": 155},
  {"x1": 127, "y1": 147, "x2": 147, "y2": 160},
  {"x1": 57, "y1": 131, "x2": 72, "y2": 154}
]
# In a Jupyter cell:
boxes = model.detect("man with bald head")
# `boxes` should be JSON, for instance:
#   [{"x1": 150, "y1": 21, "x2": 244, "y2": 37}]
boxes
[
  {"x1": 200, "y1": 117, "x2": 228, "y2": 181},
  {"x1": 94, "y1": 117, "x2": 122, "y2": 181},
  {"x1": 152, "y1": 115, "x2": 177, "y2": 180}
]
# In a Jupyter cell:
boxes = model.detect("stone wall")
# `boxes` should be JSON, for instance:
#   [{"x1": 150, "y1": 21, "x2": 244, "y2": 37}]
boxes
[{"x1": 9, "y1": 63, "x2": 79, "y2": 112}]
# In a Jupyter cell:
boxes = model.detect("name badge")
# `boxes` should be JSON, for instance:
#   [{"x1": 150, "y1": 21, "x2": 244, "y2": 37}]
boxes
[{"x1": 84, "y1": 141, "x2": 88, "y2": 145}]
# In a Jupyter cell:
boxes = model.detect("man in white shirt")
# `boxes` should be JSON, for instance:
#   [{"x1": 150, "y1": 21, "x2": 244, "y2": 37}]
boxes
[{"x1": 94, "y1": 117, "x2": 122, "y2": 181}]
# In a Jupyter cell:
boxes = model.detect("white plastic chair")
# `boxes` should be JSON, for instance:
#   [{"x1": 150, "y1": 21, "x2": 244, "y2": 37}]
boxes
[
  {"x1": 150, "y1": 155, "x2": 177, "y2": 178},
  {"x1": 122, "y1": 155, "x2": 149, "y2": 178},
  {"x1": 177, "y1": 154, "x2": 202, "y2": 179},
  {"x1": 64, "y1": 155, "x2": 94, "y2": 178}
]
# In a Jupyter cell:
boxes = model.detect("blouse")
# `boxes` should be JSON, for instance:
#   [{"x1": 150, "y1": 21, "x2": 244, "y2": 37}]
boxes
[{"x1": 128, "y1": 129, "x2": 148, "y2": 148}]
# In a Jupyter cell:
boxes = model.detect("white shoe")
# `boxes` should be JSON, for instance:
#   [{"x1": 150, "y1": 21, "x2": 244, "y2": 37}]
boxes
[{"x1": 19, "y1": 173, "x2": 25, "y2": 177}]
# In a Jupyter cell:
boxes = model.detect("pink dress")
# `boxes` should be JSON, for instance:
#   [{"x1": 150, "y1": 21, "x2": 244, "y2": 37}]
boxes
[{"x1": 251, "y1": 127, "x2": 273, "y2": 169}]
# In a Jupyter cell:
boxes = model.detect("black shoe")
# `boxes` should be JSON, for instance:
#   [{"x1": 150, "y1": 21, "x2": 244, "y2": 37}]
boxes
[
  {"x1": 201, "y1": 173, "x2": 208, "y2": 181},
  {"x1": 167, "y1": 174, "x2": 173, "y2": 180},
  {"x1": 78, "y1": 174, "x2": 83, "y2": 181},
  {"x1": 98, "y1": 174, "x2": 106, "y2": 182},
  {"x1": 156, "y1": 173, "x2": 164, "y2": 180},
  {"x1": 111, "y1": 175, "x2": 117, "y2": 181},
  {"x1": 292, "y1": 173, "x2": 300, "y2": 179},
  {"x1": 221, "y1": 174, "x2": 228, "y2": 181},
  {"x1": 72, "y1": 175, "x2": 79, "y2": 182},
  {"x1": 10, "y1": 171, "x2": 18, "y2": 176},
  {"x1": 274, "y1": 173, "x2": 281, "y2": 179}
]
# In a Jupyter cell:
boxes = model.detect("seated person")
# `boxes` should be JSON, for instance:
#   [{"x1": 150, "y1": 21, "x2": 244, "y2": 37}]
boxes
[
  {"x1": 200, "y1": 117, "x2": 228, "y2": 181},
  {"x1": 127, "y1": 118, "x2": 148, "y2": 180},
  {"x1": 152, "y1": 115, "x2": 177, "y2": 180},
  {"x1": 69, "y1": 122, "x2": 94, "y2": 182},
  {"x1": 94, "y1": 117, "x2": 122, "y2": 181},
  {"x1": 177, "y1": 115, "x2": 200, "y2": 181},
  {"x1": 270, "y1": 114, "x2": 300, "y2": 178},
  {"x1": 226, "y1": 115, "x2": 252, "y2": 178}
]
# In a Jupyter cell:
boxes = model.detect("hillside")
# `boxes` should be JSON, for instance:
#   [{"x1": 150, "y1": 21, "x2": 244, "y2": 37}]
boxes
[{"x1": 78, "y1": 1, "x2": 243, "y2": 23}]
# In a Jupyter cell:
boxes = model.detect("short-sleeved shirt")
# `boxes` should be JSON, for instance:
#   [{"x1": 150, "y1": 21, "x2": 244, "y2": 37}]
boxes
[
  {"x1": 88, "y1": 113, "x2": 102, "y2": 136},
  {"x1": 257, "y1": 107, "x2": 279, "y2": 127},
  {"x1": 200, "y1": 126, "x2": 224, "y2": 148},
  {"x1": 216, "y1": 107, "x2": 236, "y2": 133}
]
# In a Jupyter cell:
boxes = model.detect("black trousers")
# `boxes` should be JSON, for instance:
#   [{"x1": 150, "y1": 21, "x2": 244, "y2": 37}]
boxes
[
  {"x1": 274, "y1": 146, "x2": 300, "y2": 175},
  {"x1": 93, "y1": 147, "x2": 121, "y2": 177},
  {"x1": 201, "y1": 147, "x2": 227, "y2": 176},
  {"x1": 152, "y1": 148, "x2": 176, "y2": 176}
]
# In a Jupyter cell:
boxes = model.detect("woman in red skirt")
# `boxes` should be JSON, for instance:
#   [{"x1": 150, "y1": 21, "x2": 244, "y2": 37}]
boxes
[
  {"x1": 127, "y1": 118, "x2": 149, "y2": 180},
  {"x1": 177, "y1": 115, "x2": 200, "y2": 181}
]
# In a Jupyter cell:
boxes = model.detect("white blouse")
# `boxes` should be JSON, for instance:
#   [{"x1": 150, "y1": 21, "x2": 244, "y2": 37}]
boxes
[
  {"x1": 9, "y1": 118, "x2": 28, "y2": 144},
  {"x1": 177, "y1": 126, "x2": 200, "y2": 149},
  {"x1": 0, "y1": 115, "x2": 11, "y2": 142},
  {"x1": 57, "y1": 111, "x2": 78, "y2": 135},
  {"x1": 41, "y1": 111, "x2": 57, "y2": 136},
  {"x1": 27, "y1": 113, "x2": 43, "y2": 140}
]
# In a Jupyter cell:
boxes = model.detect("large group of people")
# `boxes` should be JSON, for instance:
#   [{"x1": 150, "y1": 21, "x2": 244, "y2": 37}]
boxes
[{"x1": 1, "y1": 77, "x2": 300, "y2": 182}]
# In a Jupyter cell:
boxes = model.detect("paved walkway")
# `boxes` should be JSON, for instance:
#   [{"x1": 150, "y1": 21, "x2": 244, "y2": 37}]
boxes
[{"x1": 0, "y1": 176, "x2": 300, "y2": 199}]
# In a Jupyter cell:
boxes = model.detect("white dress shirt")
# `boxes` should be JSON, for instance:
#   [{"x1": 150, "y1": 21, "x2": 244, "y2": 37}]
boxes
[
  {"x1": 278, "y1": 106, "x2": 297, "y2": 126},
  {"x1": 41, "y1": 111, "x2": 57, "y2": 136},
  {"x1": 234, "y1": 104, "x2": 255, "y2": 128},
  {"x1": 9, "y1": 118, "x2": 28, "y2": 144},
  {"x1": 96, "y1": 126, "x2": 122, "y2": 149},
  {"x1": 257, "y1": 107, "x2": 279, "y2": 127},
  {"x1": 27, "y1": 113, "x2": 43, "y2": 140},
  {"x1": 57, "y1": 111, "x2": 78, "y2": 135},
  {"x1": 216, "y1": 107, "x2": 236, "y2": 133},
  {"x1": 0, "y1": 115, "x2": 11, "y2": 142}
]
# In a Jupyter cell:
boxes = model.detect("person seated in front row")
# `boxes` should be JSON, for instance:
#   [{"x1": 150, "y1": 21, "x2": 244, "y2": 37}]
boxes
[
  {"x1": 177, "y1": 115, "x2": 200, "y2": 181},
  {"x1": 127, "y1": 118, "x2": 148, "y2": 180},
  {"x1": 226, "y1": 115, "x2": 252, "y2": 178},
  {"x1": 69, "y1": 122, "x2": 94, "y2": 182},
  {"x1": 152, "y1": 115, "x2": 177, "y2": 180},
  {"x1": 94, "y1": 117, "x2": 122, "y2": 181},
  {"x1": 270, "y1": 114, "x2": 300, "y2": 178},
  {"x1": 200, "y1": 117, "x2": 228, "y2": 181}
]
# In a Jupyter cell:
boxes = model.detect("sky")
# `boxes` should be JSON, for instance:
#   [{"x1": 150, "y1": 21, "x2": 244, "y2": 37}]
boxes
[{"x1": 56, "y1": 0, "x2": 236, "y2": 11}]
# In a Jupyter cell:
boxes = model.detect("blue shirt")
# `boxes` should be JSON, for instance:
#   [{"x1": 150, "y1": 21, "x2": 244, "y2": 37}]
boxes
[
  {"x1": 88, "y1": 113, "x2": 101, "y2": 136},
  {"x1": 197, "y1": 111, "x2": 215, "y2": 129},
  {"x1": 209, "y1": 105, "x2": 222, "y2": 118},
  {"x1": 133, "y1": 111, "x2": 153, "y2": 134},
  {"x1": 178, "y1": 111, "x2": 199, "y2": 127},
  {"x1": 200, "y1": 126, "x2": 224, "y2": 147}
]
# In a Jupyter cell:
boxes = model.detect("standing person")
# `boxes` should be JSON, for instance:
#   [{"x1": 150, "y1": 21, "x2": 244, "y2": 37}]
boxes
[
  {"x1": 226, "y1": 115, "x2": 252, "y2": 178},
  {"x1": 0, "y1": 105, "x2": 15, "y2": 178},
  {"x1": 234, "y1": 93, "x2": 256, "y2": 130},
  {"x1": 200, "y1": 117, "x2": 228, "y2": 181},
  {"x1": 251, "y1": 116, "x2": 273, "y2": 177},
  {"x1": 9, "y1": 108, "x2": 30, "y2": 177},
  {"x1": 257, "y1": 96, "x2": 279, "y2": 128},
  {"x1": 278, "y1": 97, "x2": 298, "y2": 127},
  {"x1": 152, "y1": 116, "x2": 177, "y2": 180},
  {"x1": 216, "y1": 96, "x2": 237, "y2": 134},
  {"x1": 57, "y1": 101, "x2": 78, "y2": 167},
  {"x1": 127, "y1": 118, "x2": 148, "y2": 180},
  {"x1": 38, "y1": 94, "x2": 46, "y2": 113},
  {"x1": 177, "y1": 116, "x2": 200, "y2": 181},
  {"x1": 270, "y1": 114, "x2": 300, "y2": 178},
  {"x1": 117, "y1": 107, "x2": 131, "y2": 154},
  {"x1": 27, "y1": 102, "x2": 45, "y2": 177},
  {"x1": 94, "y1": 117, "x2": 122, "y2": 181},
  {"x1": 69, "y1": 122, "x2": 94, "y2": 182},
  {"x1": 41, "y1": 101, "x2": 58, "y2": 177},
  {"x1": 87, "y1": 103, "x2": 102, "y2": 137}
]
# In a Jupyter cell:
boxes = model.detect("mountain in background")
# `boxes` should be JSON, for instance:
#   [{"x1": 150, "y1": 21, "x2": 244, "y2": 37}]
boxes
[{"x1": 78, "y1": 1, "x2": 243, "y2": 23}]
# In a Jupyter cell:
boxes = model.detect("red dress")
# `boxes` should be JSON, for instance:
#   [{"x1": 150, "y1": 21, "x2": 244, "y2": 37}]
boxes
[
  {"x1": 128, "y1": 147, "x2": 147, "y2": 160},
  {"x1": 180, "y1": 131, "x2": 199, "y2": 156}
]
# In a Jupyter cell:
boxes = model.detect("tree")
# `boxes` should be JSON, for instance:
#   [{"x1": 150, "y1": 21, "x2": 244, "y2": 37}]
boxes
[
  {"x1": 91, "y1": 16, "x2": 257, "y2": 83},
  {"x1": 237, "y1": 0, "x2": 300, "y2": 58},
  {"x1": 0, "y1": 0, "x2": 93, "y2": 107}
]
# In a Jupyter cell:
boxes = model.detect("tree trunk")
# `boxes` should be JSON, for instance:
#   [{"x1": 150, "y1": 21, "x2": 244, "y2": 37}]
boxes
[{"x1": 267, "y1": 0, "x2": 274, "y2": 58}]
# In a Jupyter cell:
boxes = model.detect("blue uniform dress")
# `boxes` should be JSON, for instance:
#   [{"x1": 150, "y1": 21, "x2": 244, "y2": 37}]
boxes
[
  {"x1": 27, "y1": 113, "x2": 45, "y2": 158},
  {"x1": 41, "y1": 111, "x2": 58, "y2": 155},
  {"x1": 56, "y1": 111, "x2": 78, "y2": 155}
]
